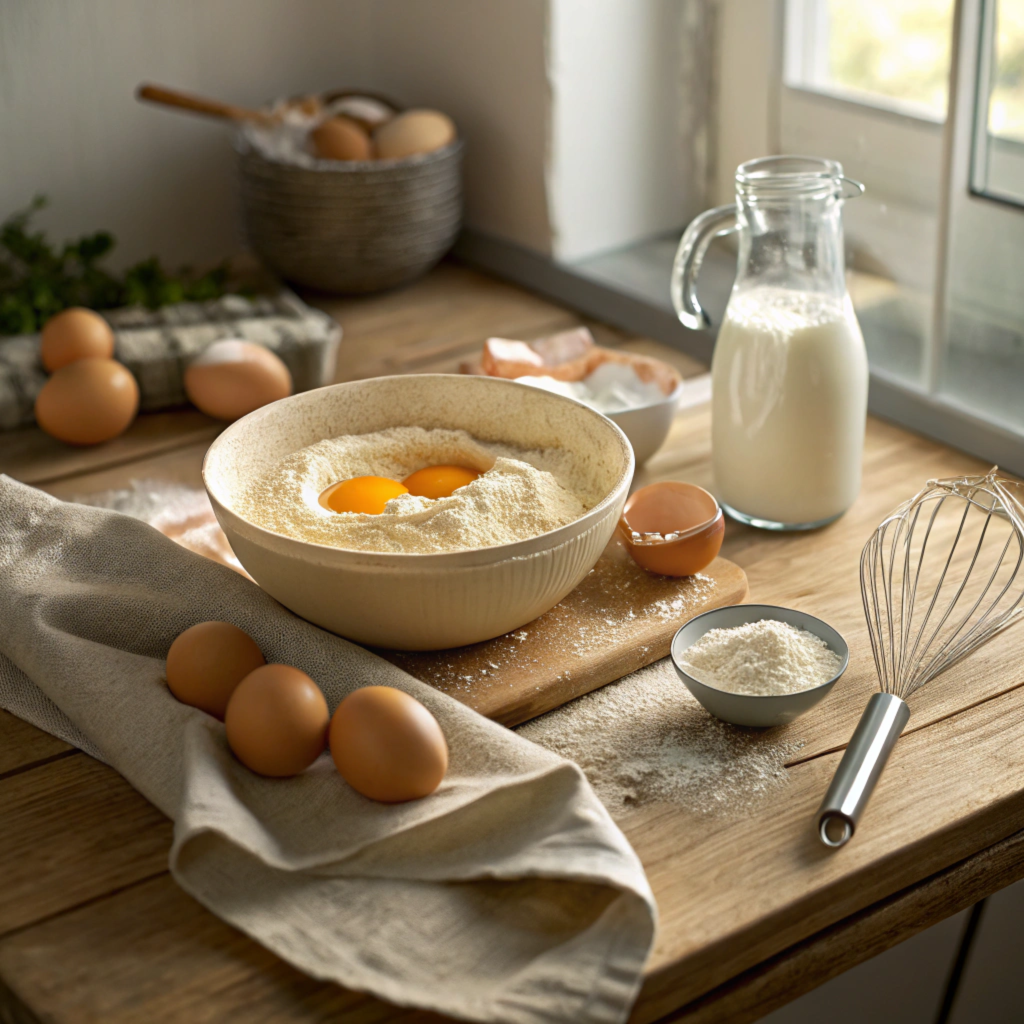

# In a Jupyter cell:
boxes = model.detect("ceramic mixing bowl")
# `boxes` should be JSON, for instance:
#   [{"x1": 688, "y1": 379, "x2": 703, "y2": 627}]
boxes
[{"x1": 203, "y1": 374, "x2": 634, "y2": 650}]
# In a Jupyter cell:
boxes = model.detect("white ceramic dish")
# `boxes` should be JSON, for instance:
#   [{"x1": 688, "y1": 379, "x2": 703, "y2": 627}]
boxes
[
  {"x1": 203, "y1": 374, "x2": 634, "y2": 650},
  {"x1": 669, "y1": 604, "x2": 849, "y2": 728},
  {"x1": 604, "y1": 379, "x2": 683, "y2": 466}
]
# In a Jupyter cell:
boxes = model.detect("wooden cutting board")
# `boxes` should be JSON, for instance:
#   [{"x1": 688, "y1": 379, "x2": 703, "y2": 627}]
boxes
[{"x1": 381, "y1": 538, "x2": 748, "y2": 726}]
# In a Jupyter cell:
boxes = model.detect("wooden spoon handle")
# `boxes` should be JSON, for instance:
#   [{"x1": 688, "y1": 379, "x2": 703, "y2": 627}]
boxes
[{"x1": 136, "y1": 83, "x2": 275, "y2": 125}]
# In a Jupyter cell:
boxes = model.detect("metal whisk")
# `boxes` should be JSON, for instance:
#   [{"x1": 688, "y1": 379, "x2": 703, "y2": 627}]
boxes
[{"x1": 817, "y1": 469, "x2": 1024, "y2": 848}]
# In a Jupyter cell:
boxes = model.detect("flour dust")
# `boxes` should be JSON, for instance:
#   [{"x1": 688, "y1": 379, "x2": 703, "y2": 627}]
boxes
[{"x1": 518, "y1": 658, "x2": 803, "y2": 819}]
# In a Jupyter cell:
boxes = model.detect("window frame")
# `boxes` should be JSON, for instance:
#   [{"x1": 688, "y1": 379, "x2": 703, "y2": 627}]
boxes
[{"x1": 970, "y1": 0, "x2": 1024, "y2": 209}]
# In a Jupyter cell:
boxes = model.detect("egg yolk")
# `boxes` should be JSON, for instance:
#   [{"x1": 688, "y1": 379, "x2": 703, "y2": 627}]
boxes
[
  {"x1": 319, "y1": 476, "x2": 408, "y2": 515},
  {"x1": 402, "y1": 465, "x2": 480, "y2": 499}
]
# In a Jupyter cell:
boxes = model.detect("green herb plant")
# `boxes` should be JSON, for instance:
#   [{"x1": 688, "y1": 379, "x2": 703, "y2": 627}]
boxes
[{"x1": 0, "y1": 196, "x2": 232, "y2": 335}]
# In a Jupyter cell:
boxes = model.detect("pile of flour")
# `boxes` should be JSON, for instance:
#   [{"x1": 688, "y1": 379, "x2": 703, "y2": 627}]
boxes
[
  {"x1": 236, "y1": 426, "x2": 595, "y2": 554},
  {"x1": 680, "y1": 619, "x2": 842, "y2": 696}
]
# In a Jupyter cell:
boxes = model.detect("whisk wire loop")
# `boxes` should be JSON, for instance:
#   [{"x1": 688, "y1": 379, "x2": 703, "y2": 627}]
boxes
[
  {"x1": 909, "y1": 497, "x2": 988, "y2": 690},
  {"x1": 898, "y1": 497, "x2": 946, "y2": 693},
  {"x1": 861, "y1": 469, "x2": 1024, "y2": 702},
  {"x1": 924, "y1": 527, "x2": 1018, "y2": 684}
]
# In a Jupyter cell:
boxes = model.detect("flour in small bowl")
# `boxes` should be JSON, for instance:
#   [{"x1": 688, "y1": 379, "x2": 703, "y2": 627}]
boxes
[
  {"x1": 236, "y1": 426, "x2": 596, "y2": 554},
  {"x1": 679, "y1": 619, "x2": 842, "y2": 696}
]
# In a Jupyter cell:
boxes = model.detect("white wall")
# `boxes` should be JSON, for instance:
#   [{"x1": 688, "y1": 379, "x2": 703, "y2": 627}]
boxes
[
  {"x1": 367, "y1": 0, "x2": 553, "y2": 255},
  {"x1": 547, "y1": 0, "x2": 690, "y2": 262},
  {"x1": 0, "y1": 0, "x2": 374, "y2": 269},
  {"x1": 713, "y1": 0, "x2": 780, "y2": 206}
]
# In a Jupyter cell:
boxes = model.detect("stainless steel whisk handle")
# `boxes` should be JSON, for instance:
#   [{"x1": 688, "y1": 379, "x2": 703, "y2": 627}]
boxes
[{"x1": 816, "y1": 693, "x2": 911, "y2": 848}]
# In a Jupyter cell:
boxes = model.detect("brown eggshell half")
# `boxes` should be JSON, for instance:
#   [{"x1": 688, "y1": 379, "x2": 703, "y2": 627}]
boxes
[
  {"x1": 330, "y1": 686, "x2": 448, "y2": 803},
  {"x1": 619, "y1": 482, "x2": 724, "y2": 577},
  {"x1": 184, "y1": 340, "x2": 292, "y2": 422},
  {"x1": 166, "y1": 621, "x2": 265, "y2": 719}
]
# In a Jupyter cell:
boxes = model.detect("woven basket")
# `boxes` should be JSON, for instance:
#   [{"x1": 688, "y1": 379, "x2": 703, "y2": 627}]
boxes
[{"x1": 237, "y1": 137, "x2": 463, "y2": 295}]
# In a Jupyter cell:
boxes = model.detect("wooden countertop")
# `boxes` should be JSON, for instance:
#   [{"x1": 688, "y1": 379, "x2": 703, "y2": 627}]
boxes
[{"x1": 2, "y1": 262, "x2": 1023, "y2": 1024}]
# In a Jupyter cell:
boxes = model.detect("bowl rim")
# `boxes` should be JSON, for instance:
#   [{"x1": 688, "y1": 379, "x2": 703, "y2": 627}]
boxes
[
  {"x1": 203, "y1": 373, "x2": 635, "y2": 565},
  {"x1": 669, "y1": 603, "x2": 850, "y2": 702}
]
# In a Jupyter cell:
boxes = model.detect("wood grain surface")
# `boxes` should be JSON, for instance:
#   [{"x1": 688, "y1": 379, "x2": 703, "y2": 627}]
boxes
[
  {"x1": 662, "y1": 825, "x2": 1024, "y2": 1024},
  {"x1": 1, "y1": 262, "x2": 1022, "y2": 1024}
]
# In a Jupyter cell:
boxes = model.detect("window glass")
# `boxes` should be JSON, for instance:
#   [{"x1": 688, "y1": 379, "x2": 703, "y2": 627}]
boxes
[
  {"x1": 944, "y1": 0, "x2": 1024, "y2": 428},
  {"x1": 786, "y1": 0, "x2": 955, "y2": 119},
  {"x1": 824, "y1": 0, "x2": 954, "y2": 117},
  {"x1": 988, "y1": 0, "x2": 1024, "y2": 140},
  {"x1": 972, "y1": 0, "x2": 1024, "y2": 206}
]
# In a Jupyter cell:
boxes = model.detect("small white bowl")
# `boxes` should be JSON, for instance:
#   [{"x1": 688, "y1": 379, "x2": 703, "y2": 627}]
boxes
[
  {"x1": 605, "y1": 380, "x2": 684, "y2": 466},
  {"x1": 203, "y1": 374, "x2": 634, "y2": 650},
  {"x1": 670, "y1": 604, "x2": 849, "y2": 728}
]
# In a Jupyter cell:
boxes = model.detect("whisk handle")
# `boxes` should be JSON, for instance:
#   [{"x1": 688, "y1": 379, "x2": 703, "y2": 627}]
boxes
[{"x1": 817, "y1": 693, "x2": 910, "y2": 848}]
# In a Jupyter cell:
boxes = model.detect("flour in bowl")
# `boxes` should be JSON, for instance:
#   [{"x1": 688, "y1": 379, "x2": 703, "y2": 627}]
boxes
[
  {"x1": 237, "y1": 426, "x2": 597, "y2": 554},
  {"x1": 679, "y1": 619, "x2": 842, "y2": 696}
]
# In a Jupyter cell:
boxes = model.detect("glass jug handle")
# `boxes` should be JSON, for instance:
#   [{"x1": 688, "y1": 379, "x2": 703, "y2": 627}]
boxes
[{"x1": 670, "y1": 205, "x2": 739, "y2": 331}]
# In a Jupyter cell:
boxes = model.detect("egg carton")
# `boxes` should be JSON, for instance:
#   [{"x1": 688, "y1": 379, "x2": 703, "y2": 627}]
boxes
[{"x1": 0, "y1": 290, "x2": 341, "y2": 431}]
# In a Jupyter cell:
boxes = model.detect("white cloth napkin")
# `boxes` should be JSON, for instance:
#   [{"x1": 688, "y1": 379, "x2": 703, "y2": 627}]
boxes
[{"x1": 0, "y1": 477, "x2": 656, "y2": 1024}]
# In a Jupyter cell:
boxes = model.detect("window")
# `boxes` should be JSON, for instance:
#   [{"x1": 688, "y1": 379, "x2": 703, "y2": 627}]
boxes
[
  {"x1": 972, "y1": 0, "x2": 1024, "y2": 205},
  {"x1": 941, "y1": 0, "x2": 1024, "y2": 436}
]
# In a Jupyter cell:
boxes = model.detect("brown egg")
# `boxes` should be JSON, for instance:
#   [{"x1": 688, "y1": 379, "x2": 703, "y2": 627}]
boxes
[
  {"x1": 34, "y1": 357, "x2": 139, "y2": 445},
  {"x1": 330, "y1": 686, "x2": 448, "y2": 803},
  {"x1": 165, "y1": 621, "x2": 265, "y2": 719},
  {"x1": 225, "y1": 664, "x2": 329, "y2": 777},
  {"x1": 184, "y1": 340, "x2": 292, "y2": 422},
  {"x1": 40, "y1": 307, "x2": 115, "y2": 372},
  {"x1": 374, "y1": 109, "x2": 456, "y2": 160},
  {"x1": 310, "y1": 116, "x2": 374, "y2": 161}
]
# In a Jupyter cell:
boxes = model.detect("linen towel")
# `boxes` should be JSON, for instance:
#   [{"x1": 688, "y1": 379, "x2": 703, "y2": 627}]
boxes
[{"x1": 0, "y1": 477, "x2": 656, "y2": 1024}]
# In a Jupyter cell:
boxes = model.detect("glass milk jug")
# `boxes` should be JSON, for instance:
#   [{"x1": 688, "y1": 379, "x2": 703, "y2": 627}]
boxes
[{"x1": 671, "y1": 156, "x2": 869, "y2": 531}]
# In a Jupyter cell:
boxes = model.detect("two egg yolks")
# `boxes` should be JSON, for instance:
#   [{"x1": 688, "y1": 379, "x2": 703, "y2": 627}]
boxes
[{"x1": 319, "y1": 465, "x2": 480, "y2": 515}]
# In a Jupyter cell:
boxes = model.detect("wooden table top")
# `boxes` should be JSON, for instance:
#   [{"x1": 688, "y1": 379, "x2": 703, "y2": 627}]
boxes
[{"x1": 2, "y1": 262, "x2": 1024, "y2": 1024}]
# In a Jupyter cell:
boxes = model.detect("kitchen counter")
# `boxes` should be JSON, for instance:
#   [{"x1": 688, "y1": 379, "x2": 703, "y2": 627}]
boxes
[{"x1": 2, "y1": 262, "x2": 1022, "y2": 1024}]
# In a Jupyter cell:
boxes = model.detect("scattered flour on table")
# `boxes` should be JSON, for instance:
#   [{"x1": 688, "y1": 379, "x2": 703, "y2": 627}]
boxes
[
  {"x1": 680, "y1": 619, "x2": 842, "y2": 696},
  {"x1": 236, "y1": 426, "x2": 596, "y2": 554},
  {"x1": 70, "y1": 480, "x2": 248, "y2": 574},
  {"x1": 518, "y1": 658, "x2": 803, "y2": 818}
]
